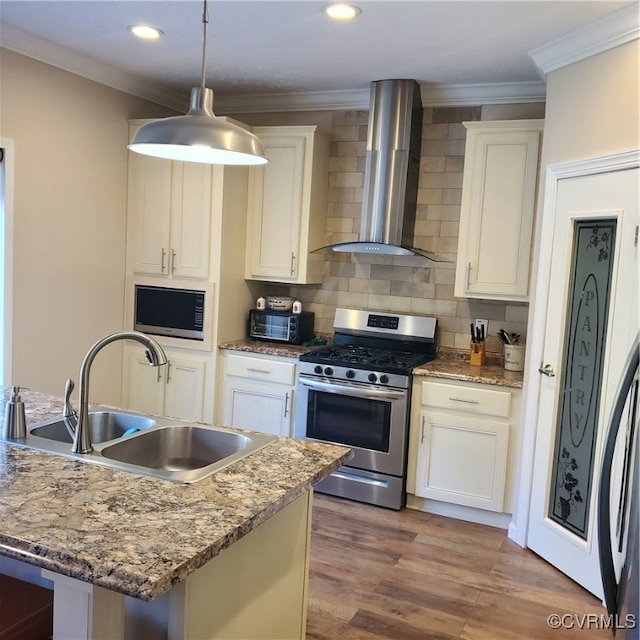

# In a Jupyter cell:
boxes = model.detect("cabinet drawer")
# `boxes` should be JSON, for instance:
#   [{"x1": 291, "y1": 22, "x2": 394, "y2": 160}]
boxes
[
  {"x1": 226, "y1": 354, "x2": 296, "y2": 385},
  {"x1": 420, "y1": 380, "x2": 511, "y2": 418}
]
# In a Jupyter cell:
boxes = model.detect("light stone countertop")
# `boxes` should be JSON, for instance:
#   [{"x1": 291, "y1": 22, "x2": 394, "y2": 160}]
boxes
[{"x1": 0, "y1": 388, "x2": 350, "y2": 601}]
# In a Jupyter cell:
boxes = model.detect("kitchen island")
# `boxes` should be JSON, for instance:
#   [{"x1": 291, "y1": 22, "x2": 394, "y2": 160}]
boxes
[{"x1": 0, "y1": 388, "x2": 350, "y2": 640}]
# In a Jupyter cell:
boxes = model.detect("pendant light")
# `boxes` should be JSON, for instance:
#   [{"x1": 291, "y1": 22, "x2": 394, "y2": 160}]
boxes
[{"x1": 128, "y1": 0, "x2": 267, "y2": 165}]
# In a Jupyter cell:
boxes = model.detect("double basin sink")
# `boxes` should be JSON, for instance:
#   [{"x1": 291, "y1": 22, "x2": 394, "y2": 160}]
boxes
[{"x1": 6, "y1": 411, "x2": 275, "y2": 483}]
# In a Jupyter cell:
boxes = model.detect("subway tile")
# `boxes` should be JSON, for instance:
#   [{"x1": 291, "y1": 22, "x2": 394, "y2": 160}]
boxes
[
  {"x1": 371, "y1": 264, "x2": 415, "y2": 282},
  {"x1": 410, "y1": 298, "x2": 458, "y2": 317},
  {"x1": 432, "y1": 106, "x2": 481, "y2": 124},
  {"x1": 422, "y1": 139, "x2": 466, "y2": 157},
  {"x1": 445, "y1": 156, "x2": 465, "y2": 173},
  {"x1": 417, "y1": 188, "x2": 444, "y2": 205},
  {"x1": 505, "y1": 304, "x2": 530, "y2": 323},
  {"x1": 424, "y1": 204, "x2": 461, "y2": 221},
  {"x1": 332, "y1": 110, "x2": 367, "y2": 126},
  {"x1": 332, "y1": 125, "x2": 361, "y2": 142},
  {"x1": 422, "y1": 172, "x2": 464, "y2": 189},
  {"x1": 392, "y1": 281, "x2": 436, "y2": 299},
  {"x1": 420, "y1": 157, "x2": 446, "y2": 172},
  {"x1": 414, "y1": 220, "x2": 441, "y2": 237},
  {"x1": 448, "y1": 123, "x2": 468, "y2": 139},
  {"x1": 434, "y1": 283, "x2": 455, "y2": 300},
  {"x1": 329, "y1": 156, "x2": 358, "y2": 172},
  {"x1": 422, "y1": 123, "x2": 449, "y2": 140},
  {"x1": 440, "y1": 221, "x2": 460, "y2": 237},
  {"x1": 330, "y1": 172, "x2": 364, "y2": 188},
  {"x1": 349, "y1": 278, "x2": 391, "y2": 295},
  {"x1": 455, "y1": 300, "x2": 507, "y2": 322},
  {"x1": 442, "y1": 189, "x2": 462, "y2": 205},
  {"x1": 367, "y1": 294, "x2": 412, "y2": 313},
  {"x1": 326, "y1": 217, "x2": 355, "y2": 233},
  {"x1": 433, "y1": 267, "x2": 456, "y2": 285},
  {"x1": 327, "y1": 202, "x2": 362, "y2": 218}
]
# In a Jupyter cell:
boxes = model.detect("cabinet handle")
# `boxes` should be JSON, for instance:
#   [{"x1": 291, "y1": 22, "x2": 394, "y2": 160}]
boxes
[
  {"x1": 538, "y1": 363, "x2": 555, "y2": 377},
  {"x1": 284, "y1": 392, "x2": 290, "y2": 418},
  {"x1": 166, "y1": 360, "x2": 172, "y2": 383},
  {"x1": 161, "y1": 248, "x2": 167, "y2": 273},
  {"x1": 247, "y1": 367, "x2": 270, "y2": 374},
  {"x1": 156, "y1": 364, "x2": 162, "y2": 383},
  {"x1": 449, "y1": 397, "x2": 480, "y2": 405},
  {"x1": 466, "y1": 262, "x2": 472, "y2": 290},
  {"x1": 171, "y1": 249, "x2": 176, "y2": 274},
  {"x1": 420, "y1": 416, "x2": 425, "y2": 443},
  {"x1": 290, "y1": 252, "x2": 296, "y2": 276}
]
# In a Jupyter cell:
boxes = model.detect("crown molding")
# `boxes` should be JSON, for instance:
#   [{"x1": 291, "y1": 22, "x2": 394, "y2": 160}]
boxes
[
  {"x1": 215, "y1": 81, "x2": 546, "y2": 114},
  {"x1": 0, "y1": 23, "x2": 188, "y2": 111},
  {"x1": 529, "y1": 2, "x2": 640, "y2": 75}
]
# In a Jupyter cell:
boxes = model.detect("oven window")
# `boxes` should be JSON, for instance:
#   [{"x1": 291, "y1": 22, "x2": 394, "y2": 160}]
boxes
[{"x1": 306, "y1": 389, "x2": 391, "y2": 453}]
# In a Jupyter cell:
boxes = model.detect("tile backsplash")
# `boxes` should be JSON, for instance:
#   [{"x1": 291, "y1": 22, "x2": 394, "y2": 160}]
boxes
[{"x1": 260, "y1": 106, "x2": 531, "y2": 355}]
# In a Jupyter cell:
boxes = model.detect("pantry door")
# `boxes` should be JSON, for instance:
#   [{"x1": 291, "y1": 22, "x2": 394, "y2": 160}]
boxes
[{"x1": 527, "y1": 158, "x2": 638, "y2": 598}]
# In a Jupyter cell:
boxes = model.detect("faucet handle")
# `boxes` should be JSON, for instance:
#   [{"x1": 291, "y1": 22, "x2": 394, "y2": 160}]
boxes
[{"x1": 63, "y1": 379, "x2": 76, "y2": 416}]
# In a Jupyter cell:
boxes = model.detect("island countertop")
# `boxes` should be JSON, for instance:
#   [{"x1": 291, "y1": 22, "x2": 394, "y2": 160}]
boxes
[{"x1": 0, "y1": 388, "x2": 350, "y2": 601}]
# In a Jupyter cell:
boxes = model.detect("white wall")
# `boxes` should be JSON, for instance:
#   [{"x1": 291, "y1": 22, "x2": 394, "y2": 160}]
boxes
[{"x1": 0, "y1": 50, "x2": 175, "y2": 404}]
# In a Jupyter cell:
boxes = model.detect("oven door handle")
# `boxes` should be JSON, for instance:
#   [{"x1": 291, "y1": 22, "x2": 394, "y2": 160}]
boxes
[{"x1": 297, "y1": 377, "x2": 405, "y2": 401}]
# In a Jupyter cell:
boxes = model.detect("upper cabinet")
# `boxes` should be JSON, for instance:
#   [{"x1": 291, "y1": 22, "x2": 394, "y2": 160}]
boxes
[
  {"x1": 454, "y1": 120, "x2": 543, "y2": 302},
  {"x1": 127, "y1": 123, "x2": 213, "y2": 279},
  {"x1": 245, "y1": 125, "x2": 329, "y2": 284}
]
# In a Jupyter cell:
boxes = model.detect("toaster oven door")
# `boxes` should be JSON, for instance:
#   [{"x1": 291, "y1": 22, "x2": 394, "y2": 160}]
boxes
[{"x1": 250, "y1": 312, "x2": 292, "y2": 342}]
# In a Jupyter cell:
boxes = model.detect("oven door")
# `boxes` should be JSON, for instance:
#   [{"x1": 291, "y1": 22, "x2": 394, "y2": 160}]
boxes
[{"x1": 295, "y1": 375, "x2": 409, "y2": 477}]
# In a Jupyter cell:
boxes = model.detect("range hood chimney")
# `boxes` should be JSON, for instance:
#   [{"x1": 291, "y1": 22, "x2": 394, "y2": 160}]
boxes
[{"x1": 326, "y1": 79, "x2": 444, "y2": 261}]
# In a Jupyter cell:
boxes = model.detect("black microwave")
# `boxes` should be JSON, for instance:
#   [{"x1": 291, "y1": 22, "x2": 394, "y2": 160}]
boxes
[
  {"x1": 134, "y1": 285, "x2": 205, "y2": 341},
  {"x1": 248, "y1": 309, "x2": 314, "y2": 345}
]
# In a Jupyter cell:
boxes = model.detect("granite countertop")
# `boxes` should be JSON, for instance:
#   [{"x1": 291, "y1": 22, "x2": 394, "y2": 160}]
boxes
[
  {"x1": 412, "y1": 347, "x2": 524, "y2": 388},
  {"x1": 0, "y1": 388, "x2": 350, "y2": 601},
  {"x1": 218, "y1": 338, "x2": 313, "y2": 359},
  {"x1": 219, "y1": 340, "x2": 523, "y2": 388}
]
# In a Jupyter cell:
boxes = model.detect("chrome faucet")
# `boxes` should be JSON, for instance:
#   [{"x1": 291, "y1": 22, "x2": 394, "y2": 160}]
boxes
[{"x1": 63, "y1": 331, "x2": 167, "y2": 454}]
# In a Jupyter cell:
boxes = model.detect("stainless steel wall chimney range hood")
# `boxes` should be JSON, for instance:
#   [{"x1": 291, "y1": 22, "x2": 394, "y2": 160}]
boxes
[{"x1": 321, "y1": 79, "x2": 445, "y2": 261}]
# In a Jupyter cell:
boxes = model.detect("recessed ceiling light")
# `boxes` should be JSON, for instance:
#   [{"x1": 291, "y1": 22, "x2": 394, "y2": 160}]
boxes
[
  {"x1": 128, "y1": 25, "x2": 164, "y2": 40},
  {"x1": 324, "y1": 3, "x2": 362, "y2": 21}
]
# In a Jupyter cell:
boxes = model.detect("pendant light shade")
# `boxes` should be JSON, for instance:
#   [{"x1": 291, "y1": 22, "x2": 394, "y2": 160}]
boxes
[
  {"x1": 129, "y1": 87, "x2": 267, "y2": 165},
  {"x1": 128, "y1": 2, "x2": 267, "y2": 166}
]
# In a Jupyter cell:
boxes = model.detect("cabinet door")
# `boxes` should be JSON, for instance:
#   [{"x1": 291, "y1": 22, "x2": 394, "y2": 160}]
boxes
[
  {"x1": 128, "y1": 153, "x2": 172, "y2": 275},
  {"x1": 163, "y1": 355, "x2": 207, "y2": 422},
  {"x1": 455, "y1": 121, "x2": 542, "y2": 301},
  {"x1": 415, "y1": 411, "x2": 509, "y2": 512},
  {"x1": 246, "y1": 134, "x2": 305, "y2": 281},
  {"x1": 222, "y1": 378, "x2": 293, "y2": 437},
  {"x1": 122, "y1": 346, "x2": 165, "y2": 416},
  {"x1": 169, "y1": 162, "x2": 213, "y2": 279}
]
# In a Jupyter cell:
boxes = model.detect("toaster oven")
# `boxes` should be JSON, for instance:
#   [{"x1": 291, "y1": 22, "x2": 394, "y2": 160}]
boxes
[{"x1": 248, "y1": 309, "x2": 314, "y2": 345}]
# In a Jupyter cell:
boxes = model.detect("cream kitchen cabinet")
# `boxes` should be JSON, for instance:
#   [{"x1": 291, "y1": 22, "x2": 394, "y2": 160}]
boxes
[
  {"x1": 122, "y1": 344, "x2": 207, "y2": 423},
  {"x1": 245, "y1": 125, "x2": 329, "y2": 284},
  {"x1": 408, "y1": 378, "x2": 520, "y2": 515},
  {"x1": 127, "y1": 122, "x2": 213, "y2": 279},
  {"x1": 220, "y1": 352, "x2": 296, "y2": 437},
  {"x1": 454, "y1": 120, "x2": 543, "y2": 302}
]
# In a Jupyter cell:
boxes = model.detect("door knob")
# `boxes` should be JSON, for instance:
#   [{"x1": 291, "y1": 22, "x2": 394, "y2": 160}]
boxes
[{"x1": 538, "y1": 363, "x2": 555, "y2": 377}]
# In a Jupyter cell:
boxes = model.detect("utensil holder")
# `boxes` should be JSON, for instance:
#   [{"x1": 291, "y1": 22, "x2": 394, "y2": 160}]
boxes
[
  {"x1": 504, "y1": 344, "x2": 525, "y2": 371},
  {"x1": 470, "y1": 341, "x2": 486, "y2": 366}
]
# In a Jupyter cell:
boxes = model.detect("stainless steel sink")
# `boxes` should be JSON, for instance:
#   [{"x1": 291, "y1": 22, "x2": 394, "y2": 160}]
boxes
[
  {"x1": 3, "y1": 412, "x2": 275, "y2": 483},
  {"x1": 100, "y1": 425, "x2": 260, "y2": 480},
  {"x1": 30, "y1": 411, "x2": 156, "y2": 444}
]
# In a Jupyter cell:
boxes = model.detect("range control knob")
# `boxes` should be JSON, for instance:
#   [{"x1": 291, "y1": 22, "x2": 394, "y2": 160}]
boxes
[
  {"x1": 314, "y1": 365, "x2": 323, "y2": 374},
  {"x1": 379, "y1": 374, "x2": 390, "y2": 384},
  {"x1": 345, "y1": 370, "x2": 356, "y2": 379},
  {"x1": 368, "y1": 373, "x2": 378, "y2": 383},
  {"x1": 324, "y1": 367, "x2": 334, "y2": 376}
]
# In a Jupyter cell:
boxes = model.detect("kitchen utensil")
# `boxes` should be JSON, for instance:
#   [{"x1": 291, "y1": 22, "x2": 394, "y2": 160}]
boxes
[
  {"x1": 497, "y1": 329, "x2": 512, "y2": 345},
  {"x1": 266, "y1": 296, "x2": 295, "y2": 310}
]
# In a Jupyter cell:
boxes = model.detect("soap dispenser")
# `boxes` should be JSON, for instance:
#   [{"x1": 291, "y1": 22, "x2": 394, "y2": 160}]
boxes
[{"x1": 3, "y1": 386, "x2": 28, "y2": 439}]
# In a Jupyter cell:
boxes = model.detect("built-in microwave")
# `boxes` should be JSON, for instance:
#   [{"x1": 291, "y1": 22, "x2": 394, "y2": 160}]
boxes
[
  {"x1": 248, "y1": 309, "x2": 314, "y2": 345},
  {"x1": 134, "y1": 284, "x2": 205, "y2": 341}
]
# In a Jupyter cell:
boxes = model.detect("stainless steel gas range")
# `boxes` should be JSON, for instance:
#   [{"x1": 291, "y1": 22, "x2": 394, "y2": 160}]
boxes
[{"x1": 294, "y1": 308, "x2": 437, "y2": 510}]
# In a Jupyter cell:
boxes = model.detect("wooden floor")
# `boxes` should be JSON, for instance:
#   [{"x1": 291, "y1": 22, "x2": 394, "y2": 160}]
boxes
[{"x1": 306, "y1": 495, "x2": 609, "y2": 640}]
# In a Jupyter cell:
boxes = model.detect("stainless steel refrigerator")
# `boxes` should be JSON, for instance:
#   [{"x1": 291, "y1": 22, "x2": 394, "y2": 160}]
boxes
[{"x1": 598, "y1": 335, "x2": 639, "y2": 638}]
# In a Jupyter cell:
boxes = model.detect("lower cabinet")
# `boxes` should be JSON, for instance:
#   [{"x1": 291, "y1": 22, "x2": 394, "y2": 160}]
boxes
[
  {"x1": 408, "y1": 378, "x2": 520, "y2": 514},
  {"x1": 122, "y1": 345, "x2": 207, "y2": 422},
  {"x1": 220, "y1": 352, "x2": 296, "y2": 437}
]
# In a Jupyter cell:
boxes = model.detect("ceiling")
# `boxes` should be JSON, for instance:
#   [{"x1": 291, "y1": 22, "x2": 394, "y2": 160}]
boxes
[{"x1": 0, "y1": 1, "x2": 633, "y2": 112}]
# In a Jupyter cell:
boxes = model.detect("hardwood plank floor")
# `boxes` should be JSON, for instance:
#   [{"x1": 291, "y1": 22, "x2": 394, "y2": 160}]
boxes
[{"x1": 307, "y1": 495, "x2": 609, "y2": 640}]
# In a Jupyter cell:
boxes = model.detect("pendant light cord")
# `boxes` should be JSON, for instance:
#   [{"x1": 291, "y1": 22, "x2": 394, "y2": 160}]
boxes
[{"x1": 200, "y1": 0, "x2": 209, "y2": 89}]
